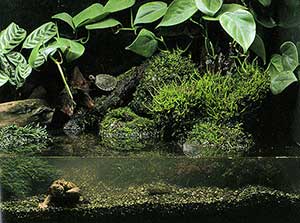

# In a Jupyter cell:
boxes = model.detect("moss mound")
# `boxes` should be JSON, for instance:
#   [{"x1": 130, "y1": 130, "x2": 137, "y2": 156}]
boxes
[
  {"x1": 130, "y1": 49, "x2": 199, "y2": 115},
  {"x1": 99, "y1": 107, "x2": 158, "y2": 151},
  {"x1": 184, "y1": 122, "x2": 254, "y2": 157},
  {"x1": 150, "y1": 62, "x2": 269, "y2": 139},
  {"x1": 0, "y1": 125, "x2": 51, "y2": 155}
]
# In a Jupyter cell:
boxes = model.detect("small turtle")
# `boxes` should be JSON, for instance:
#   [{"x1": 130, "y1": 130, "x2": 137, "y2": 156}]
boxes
[{"x1": 89, "y1": 74, "x2": 117, "y2": 92}]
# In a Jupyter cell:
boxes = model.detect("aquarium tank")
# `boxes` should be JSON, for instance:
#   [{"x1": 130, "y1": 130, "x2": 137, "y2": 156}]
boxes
[{"x1": 1, "y1": 0, "x2": 300, "y2": 223}]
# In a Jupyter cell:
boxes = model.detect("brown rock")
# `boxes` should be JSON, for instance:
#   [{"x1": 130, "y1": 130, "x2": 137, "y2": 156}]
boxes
[{"x1": 0, "y1": 99, "x2": 54, "y2": 127}]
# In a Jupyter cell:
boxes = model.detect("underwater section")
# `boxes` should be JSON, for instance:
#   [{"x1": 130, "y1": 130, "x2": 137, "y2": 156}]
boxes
[{"x1": 1, "y1": 156, "x2": 300, "y2": 223}]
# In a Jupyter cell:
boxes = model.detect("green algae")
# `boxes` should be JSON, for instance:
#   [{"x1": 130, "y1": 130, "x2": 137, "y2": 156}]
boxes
[{"x1": 2, "y1": 184, "x2": 300, "y2": 222}]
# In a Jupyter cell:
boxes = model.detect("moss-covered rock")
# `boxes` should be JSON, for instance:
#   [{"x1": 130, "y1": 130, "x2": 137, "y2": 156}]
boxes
[
  {"x1": 151, "y1": 62, "x2": 270, "y2": 139},
  {"x1": 184, "y1": 122, "x2": 254, "y2": 157},
  {"x1": 130, "y1": 49, "x2": 199, "y2": 115},
  {"x1": 0, "y1": 125, "x2": 51, "y2": 155},
  {"x1": 99, "y1": 107, "x2": 158, "y2": 151}
]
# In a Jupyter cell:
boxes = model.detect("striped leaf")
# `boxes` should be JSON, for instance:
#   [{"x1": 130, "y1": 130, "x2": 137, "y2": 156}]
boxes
[
  {"x1": 6, "y1": 51, "x2": 27, "y2": 67},
  {"x1": 23, "y1": 22, "x2": 57, "y2": 49},
  {"x1": 29, "y1": 42, "x2": 59, "y2": 69},
  {"x1": 16, "y1": 63, "x2": 32, "y2": 79},
  {"x1": 0, "y1": 70, "x2": 9, "y2": 87},
  {"x1": 0, "y1": 53, "x2": 11, "y2": 71},
  {"x1": 0, "y1": 23, "x2": 27, "y2": 54}
]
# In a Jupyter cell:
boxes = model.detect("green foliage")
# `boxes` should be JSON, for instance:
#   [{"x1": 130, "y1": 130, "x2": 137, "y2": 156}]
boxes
[
  {"x1": 185, "y1": 122, "x2": 254, "y2": 157},
  {"x1": 85, "y1": 18, "x2": 121, "y2": 30},
  {"x1": 158, "y1": 0, "x2": 198, "y2": 27},
  {"x1": 130, "y1": 49, "x2": 199, "y2": 115},
  {"x1": 150, "y1": 61, "x2": 269, "y2": 138},
  {"x1": 0, "y1": 125, "x2": 51, "y2": 155},
  {"x1": 104, "y1": 0, "x2": 136, "y2": 13},
  {"x1": 126, "y1": 29, "x2": 158, "y2": 58},
  {"x1": 100, "y1": 107, "x2": 157, "y2": 151},
  {"x1": 195, "y1": 0, "x2": 223, "y2": 17},
  {"x1": 0, "y1": 157, "x2": 59, "y2": 200},
  {"x1": 267, "y1": 41, "x2": 299, "y2": 95},
  {"x1": 0, "y1": 23, "x2": 26, "y2": 54},
  {"x1": 219, "y1": 9, "x2": 256, "y2": 53},
  {"x1": 52, "y1": 12, "x2": 75, "y2": 30},
  {"x1": 22, "y1": 22, "x2": 57, "y2": 49},
  {"x1": 73, "y1": 3, "x2": 108, "y2": 28},
  {"x1": 134, "y1": 1, "x2": 168, "y2": 25},
  {"x1": 0, "y1": 23, "x2": 31, "y2": 88}
]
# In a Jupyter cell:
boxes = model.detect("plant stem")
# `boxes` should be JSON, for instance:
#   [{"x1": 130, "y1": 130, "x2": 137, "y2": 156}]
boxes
[{"x1": 50, "y1": 56, "x2": 74, "y2": 101}]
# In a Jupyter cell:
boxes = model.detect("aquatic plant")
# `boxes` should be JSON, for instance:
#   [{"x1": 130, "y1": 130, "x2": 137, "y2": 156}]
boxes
[
  {"x1": 185, "y1": 121, "x2": 254, "y2": 157},
  {"x1": 0, "y1": 157, "x2": 59, "y2": 200},
  {"x1": 0, "y1": 125, "x2": 51, "y2": 155},
  {"x1": 99, "y1": 107, "x2": 158, "y2": 151},
  {"x1": 130, "y1": 49, "x2": 199, "y2": 115}
]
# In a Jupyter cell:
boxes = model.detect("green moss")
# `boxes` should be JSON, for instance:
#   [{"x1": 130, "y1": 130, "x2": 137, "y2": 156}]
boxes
[
  {"x1": 184, "y1": 122, "x2": 254, "y2": 157},
  {"x1": 130, "y1": 49, "x2": 199, "y2": 115},
  {"x1": 99, "y1": 107, "x2": 158, "y2": 151},
  {"x1": 151, "y1": 62, "x2": 270, "y2": 139},
  {"x1": 2, "y1": 184, "x2": 300, "y2": 222},
  {"x1": 0, "y1": 157, "x2": 59, "y2": 200},
  {"x1": 0, "y1": 125, "x2": 51, "y2": 155}
]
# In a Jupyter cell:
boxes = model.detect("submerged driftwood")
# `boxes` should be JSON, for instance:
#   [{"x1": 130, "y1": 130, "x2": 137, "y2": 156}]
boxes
[{"x1": 0, "y1": 99, "x2": 54, "y2": 127}]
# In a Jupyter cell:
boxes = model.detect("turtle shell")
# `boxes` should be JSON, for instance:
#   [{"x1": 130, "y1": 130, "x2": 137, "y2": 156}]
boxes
[{"x1": 94, "y1": 74, "x2": 117, "y2": 91}]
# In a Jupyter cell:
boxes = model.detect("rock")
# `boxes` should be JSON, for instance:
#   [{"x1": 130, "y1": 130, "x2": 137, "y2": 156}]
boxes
[
  {"x1": 0, "y1": 99, "x2": 54, "y2": 127},
  {"x1": 38, "y1": 179, "x2": 81, "y2": 210}
]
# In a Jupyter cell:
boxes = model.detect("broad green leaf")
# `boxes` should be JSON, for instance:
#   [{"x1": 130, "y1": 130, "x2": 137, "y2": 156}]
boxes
[
  {"x1": 104, "y1": 0, "x2": 135, "y2": 13},
  {"x1": 270, "y1": 71, "x2": 297, "y2": 95},
  {"x1": 280, "y1": 41, "x2": 299, "y2": 71},
  {"x1": 126, "y1": 29, "x2": 158, "y2": 57},
  {"x1": 29, "y1": 43, "x2": 44, "y2": 68},
  {"x1": 257, "y1": 0, "x2": 271, "y2": 7},
  {"x1": 0, "y1": 23, "x2": 27, "y2": 54},
  {"x1": 268, "y1": 54, "x2": 283, "y2": 78},
  {"x1": 56, "y1": 38, "x2": 85, "y2": 62},
  {"x1": 250, "y1": 34, "x2": 266, "y2": 64},
  {"x1": 85, "y1": 18, "x2": 121, "y2": 30},
  {"x1": 16, "y1": 63, "x2": 32, "y2": 80},
  {"x1": 73, "y1": 3, "x2": 109, "y2": 28},
  {"x1": 0, "y1": 70, "x2": 9, "y2": 87},
  {"x1": 23, "y1": 22, "x2": 57, "y2": 49},
  {"x1": 219, "y1": 9, "x2": 256, "y2": 53},
  {"x1": 52, "y1": 12, "x2": 75, "y2": 30},
  {"x1": 202, "y1": 3, "x2": 246, "y2": 21},
  {"x1": 134, "y1": 1, "x2": 168, "y2": 25},
  {"x1": 158, "y1": 0, "x2": 198, "y2": 27},
  {"x1": 195, "y1": 0, "x2": 223, "y2": 17},
  {"x1": 6, "y1": 51, "x2": 27, "y2": 67}
]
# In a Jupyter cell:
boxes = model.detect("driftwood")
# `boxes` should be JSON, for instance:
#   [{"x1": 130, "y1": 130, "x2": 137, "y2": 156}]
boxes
[
  {"x1": 0, "y1": 99, "x2": 54, "y2": 127},
  {"x1": 63, "y1": 65, "x2": 146, "y2": 134}
]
